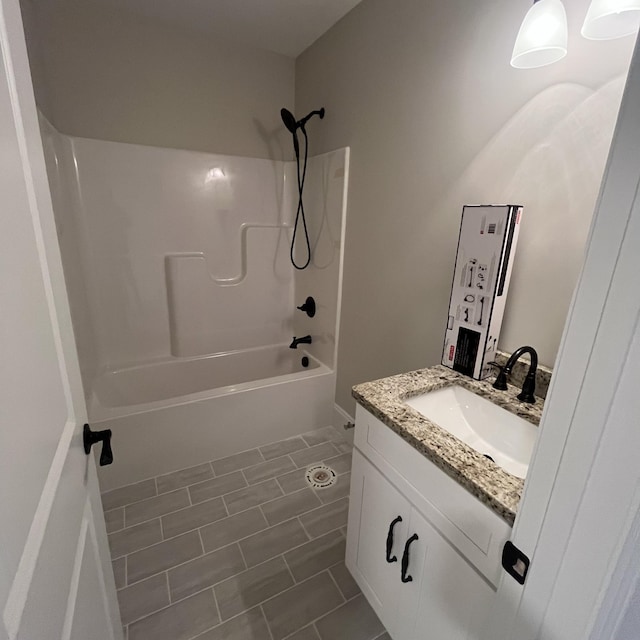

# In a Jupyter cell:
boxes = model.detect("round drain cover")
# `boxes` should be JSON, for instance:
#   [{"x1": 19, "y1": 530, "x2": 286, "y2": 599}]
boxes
[{"x1": 305, "y1": 464, "x2": 337, "y2": 489}]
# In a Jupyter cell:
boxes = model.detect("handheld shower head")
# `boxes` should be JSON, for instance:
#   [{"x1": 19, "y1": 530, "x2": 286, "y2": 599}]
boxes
[
  {"x1": 280, "y1": 108, "x2": 325, "y2": 133},
  {"x1": 280, "y1": 108, "x2": 298, "y2": 134}
]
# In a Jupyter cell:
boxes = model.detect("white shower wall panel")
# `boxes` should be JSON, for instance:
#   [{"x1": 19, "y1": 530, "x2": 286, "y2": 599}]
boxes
[
  {"x1": 56, "y1": 135, "x2": 295, "y2": 369},
  {"x1": 166, "y1": 226, "x2": 293, "y2": 356},
  {"x1": 39, "y1": 116, "x2": 100, "y2": 385}
]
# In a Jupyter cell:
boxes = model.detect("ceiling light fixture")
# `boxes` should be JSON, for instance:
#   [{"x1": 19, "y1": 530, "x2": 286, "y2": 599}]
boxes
[
  {"x1": 511, "y1": 0, "x2": 568, "y2": 69},
  {"x1": 581, "y1": 0, "x2": 640, "y2": 39}
]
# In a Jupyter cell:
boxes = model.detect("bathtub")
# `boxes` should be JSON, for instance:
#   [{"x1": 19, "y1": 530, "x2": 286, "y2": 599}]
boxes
[{"x1": 91, "y1": 345, "x2": 335, "y2": 491}]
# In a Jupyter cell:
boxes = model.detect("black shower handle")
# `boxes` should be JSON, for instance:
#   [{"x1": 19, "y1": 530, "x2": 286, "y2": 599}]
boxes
[
  {"x1": 401, "y1": 534, "x2": 419, "y2": 583},
  {"x1": 296, "y1": 296, "x2": 316, "y2": 318},
  {"x1": 83, "y1": 424, "x2": 113, "y2": 466},
  {"x1": 386, "y1": 516, "x2": 403, "y2": 563}
]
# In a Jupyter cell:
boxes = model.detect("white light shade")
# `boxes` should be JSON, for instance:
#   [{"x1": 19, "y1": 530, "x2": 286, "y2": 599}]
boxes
[
  {"x1": 511, "y1": 0, "x2": 568, "y2": 69},
  {"x1": 581, "y1": 0, "x2": 640, "y2": 39}
]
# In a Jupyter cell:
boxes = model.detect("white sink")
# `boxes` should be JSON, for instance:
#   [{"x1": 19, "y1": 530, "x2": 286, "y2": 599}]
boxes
[{"x1": 404, "y1": 385, "x2": 537, "y2": 479}]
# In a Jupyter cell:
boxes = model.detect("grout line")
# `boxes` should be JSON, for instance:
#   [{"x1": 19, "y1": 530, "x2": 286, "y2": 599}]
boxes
[
  {"x1": 208, "y1": 461, "x2": 216, "y2": 477},
  {"x1": 236, "y1": 540, "x2": 249, "y2": 571},
  {"x1": 211, "y1": 587, "x2": 222, "y2": 629},
  {"x1": 164, "y1": 570, "x2": 171, "y2": 604},
  {"x1": 297, "y1": 516, "x2": 311, "y2": 541},
  {"x1": 266, "y1": 570, "x2": 352, "y2": 640},
  {"x1": 326, "y1": 568, "x2": 346, "y2": 603},
  {"x1": 197, "y1": 528, "x2": 205, "y2": 556},
  {"x1": 124, "y1": 555, "x2": 128, "y2": 589},
  {"x1": 260, "y1": 603, "x2": 276, "y2": 640},
  {"x1": 282, "y1": 554, "x2": 297, "y2": 584}
]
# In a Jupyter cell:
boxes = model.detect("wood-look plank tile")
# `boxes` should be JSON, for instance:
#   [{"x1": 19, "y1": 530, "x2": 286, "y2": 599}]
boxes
[
  {"x1": 261, "y1": 489, "x2": 321, "y2": 526},
  {"x1": 128, "y1": 589, "x2": 219, "y2": 640},
  {"x1": 284, "y1": 627, "x2": 321, "y2": 640},
  {"x1": 242, "y1": 456, "x2": 296, "y2": 485},
  {"x1": 102, "y1": 479, "x2": 157, "y2": 511},
  {"x1": 192, "y1": 607, "x2": 270, "y2": 640},
  {"x1": 284, "y1": 530, "x2": 346, "y2": 583},
  {"x1": 211, "y1": 449, "x2": 263, "y2": 476},
  {"x1": 117, "y1": 573, "x2": 169, "y2": 625},
  {"x1": 223, "y1": 479, "x2": 283, "y2": 515},
  {"x1": 261, "y1": 572, "x2": 343, "y2": 640},
  {"x1": 329, "y1": 562, "x2": 360, "y2": 600},
  {"x1": 315, "y1": 594, "x2": 384, "y2": 640},
  {"x1": 299, "y1": 498, "x2": 349, "y2": 538},
  {"x1": 127, "y1": 531, "x2": 202, "y2": 584},
  {"x1": 112, "y1": 557, "x2": 126, "y2": 590},
  {"x1": 125, "y1": 489, "x2": 190, "y2": 527},
  {"x1": 322, "y1": 452, "x2": 352, "y2": 475},
  {"x1": 259, "y1": 437, "x2": 308, "y2": 461},
  {"x1": 104, "y1": 508, "x2": 124, "y2": 534},
  {"x1": 161, "y1": 497, "x2": 227, "y2": 539},
  {"x1": 276, "y1": 467, "x2": 308, "y2": 495},
  {"x1": 200, "y1": 508, "x2": 268, "y2": 553},
  {"x1": 189, "y1": 471, "x2": 247, "y2": 504},
  {"x1": 213, "y1": 557, "x2": 294, "y2": 621},
  {"x1": 301, "y1": 426, "x2": 342, "y2": 447},
  {"x1": 157, "y1": 463, "x2": 213, "y2": 494},
  {"x1": 109, "y1": 519, "x2": 162, "y2": 559},
  {"x1": 239, "y1": 518, "x2": 308, "y2": 567},
  {"x1": 290, "y1": 443, "x2": 339, "y2": 468},
  {"x1": 168, "y1": 543, "x2": 245, "y2": 602}
]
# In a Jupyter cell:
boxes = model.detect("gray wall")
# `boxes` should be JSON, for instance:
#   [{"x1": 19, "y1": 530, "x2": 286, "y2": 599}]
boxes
[
  {"x1": 295, "y1": 0, "x2": 634, "y2": 413},
  {"x1": 21, "y1": 0, "x2": 295, "y2": 159}
]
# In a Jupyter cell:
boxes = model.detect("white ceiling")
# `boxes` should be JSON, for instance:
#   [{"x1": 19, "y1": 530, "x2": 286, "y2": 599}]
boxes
[{"x1": 75, "y1": 0, "x2": 365, "y2": 58}]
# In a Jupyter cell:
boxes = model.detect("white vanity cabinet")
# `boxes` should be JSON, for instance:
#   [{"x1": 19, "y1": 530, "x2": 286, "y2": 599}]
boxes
[{"x1": 346, "y1": 405, "x2": 512, "y2": 640}]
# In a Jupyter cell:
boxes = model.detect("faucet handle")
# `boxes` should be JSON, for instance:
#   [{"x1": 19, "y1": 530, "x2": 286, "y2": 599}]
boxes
[{"x1": 488, "y1": 361, "x2": 509, "y2": 391}]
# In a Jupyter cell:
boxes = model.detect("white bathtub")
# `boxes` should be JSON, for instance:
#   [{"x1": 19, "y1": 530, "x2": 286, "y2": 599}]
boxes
[{"x1": 91, "y1": 345, "x2": 335, "y2": 491}]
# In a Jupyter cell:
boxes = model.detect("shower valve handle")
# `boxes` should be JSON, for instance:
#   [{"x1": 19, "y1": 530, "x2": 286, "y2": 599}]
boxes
[
  {"x1": 83, "y1": 424, "x2": 114, "y2": 466},
  {"x1": 296, "y1": 296, "x2": 316, "y2": 318}
]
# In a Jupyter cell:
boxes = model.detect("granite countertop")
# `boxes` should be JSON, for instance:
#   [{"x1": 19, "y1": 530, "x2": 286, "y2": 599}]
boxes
[{"x1": 352, "y1": 365, "x2": 543, "y2": 526}]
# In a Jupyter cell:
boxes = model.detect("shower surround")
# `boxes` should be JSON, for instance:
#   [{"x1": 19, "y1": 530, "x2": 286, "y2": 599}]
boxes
[{"x1": 40, "y1": 116, "x2": 349, "y2": 489}]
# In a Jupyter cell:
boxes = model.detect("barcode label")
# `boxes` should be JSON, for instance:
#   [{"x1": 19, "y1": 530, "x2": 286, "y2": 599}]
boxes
[{"x1": 487, "y1": 223, "x2": 496, "y2": 234}]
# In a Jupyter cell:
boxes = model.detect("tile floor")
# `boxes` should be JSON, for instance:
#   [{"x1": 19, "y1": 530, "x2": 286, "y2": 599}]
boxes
[{"x1": 101, "y1": 426, "x2": 390, "y2": 640}]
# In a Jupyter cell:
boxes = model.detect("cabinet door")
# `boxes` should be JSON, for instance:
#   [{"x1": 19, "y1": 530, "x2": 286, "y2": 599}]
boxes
[
  {"x1": 396, "y1": 507, "x2": 495, "y2": 640},
  {"x1": 346, "y1": 450, "x2": 411, "y2": 635}
]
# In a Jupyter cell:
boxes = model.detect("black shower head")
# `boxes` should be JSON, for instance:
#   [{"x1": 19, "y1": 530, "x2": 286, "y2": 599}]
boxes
[
  {"x1": 280, "y1": 108, "x2": 298, "y2": 134},
  {"x1": 280, "y1": 107, "x2": 325, "y2": 133}
]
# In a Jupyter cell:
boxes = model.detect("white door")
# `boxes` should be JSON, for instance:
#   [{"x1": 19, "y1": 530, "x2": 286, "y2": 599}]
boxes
[
  {"x1": 0, "y1": 1, "x2": 122, "y2": 639},
  {"x1": 482, "y1": 31, "x2": 640, "y2": 640}
]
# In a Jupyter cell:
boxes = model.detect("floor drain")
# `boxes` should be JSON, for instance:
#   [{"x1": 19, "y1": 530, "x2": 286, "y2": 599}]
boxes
[{"x1": 305, "y1": 465, "x2": 337, "y2": 489}]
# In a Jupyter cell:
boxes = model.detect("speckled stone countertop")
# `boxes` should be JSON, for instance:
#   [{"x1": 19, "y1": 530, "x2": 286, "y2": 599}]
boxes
[{"x1": 352, "y1": 365, "x2": 543, "y2": 526}]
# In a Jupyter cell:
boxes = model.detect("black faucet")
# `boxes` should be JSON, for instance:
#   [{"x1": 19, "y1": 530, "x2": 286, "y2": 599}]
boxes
[
  {"x1": 491, "y1": 345, "x2": 538, "y2": 403},
  {"x1": 289, "y1": 335, "x2": 312, "y2": 349}
]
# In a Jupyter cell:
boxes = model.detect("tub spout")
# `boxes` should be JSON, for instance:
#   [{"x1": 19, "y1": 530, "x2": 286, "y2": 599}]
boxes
[{"x1": 290, "y1": 335, "x2": 312, "y2": 349}]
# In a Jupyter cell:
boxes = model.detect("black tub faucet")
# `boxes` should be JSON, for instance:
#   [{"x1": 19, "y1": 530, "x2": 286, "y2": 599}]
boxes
[
  {"x1": 491, "y1": 345, "x2": 538, "y2": 403},
  {"x1": 289, "y1": 335, "x2": 312, "y2": 349}
]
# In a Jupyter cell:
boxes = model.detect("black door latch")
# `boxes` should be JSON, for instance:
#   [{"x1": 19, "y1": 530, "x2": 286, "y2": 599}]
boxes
[
  {"x1": 83, "y1": 424, "x2": 113, "y2": 466},
  {"x1": 502, "y1": 541, "x2": 530, "y2": 585}
]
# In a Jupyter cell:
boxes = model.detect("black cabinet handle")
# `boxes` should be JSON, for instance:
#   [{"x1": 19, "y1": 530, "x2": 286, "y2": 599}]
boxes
[
  {"x1": 401, "y1": 533, "x2": 419, "y2": 583},
  {"x1": 83, "y1": 424, "x2": 113, "y2": 466},
  {"x1": 386, "y1": 516, "x2": 403, "y2": 563}
]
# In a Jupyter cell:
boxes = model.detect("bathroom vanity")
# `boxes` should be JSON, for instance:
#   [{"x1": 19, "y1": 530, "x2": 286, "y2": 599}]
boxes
[{"x1": 346, "y1": 366, "x2": 543, "y2": 640}]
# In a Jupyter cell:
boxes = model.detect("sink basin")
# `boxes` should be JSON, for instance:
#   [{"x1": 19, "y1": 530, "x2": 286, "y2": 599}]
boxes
[{"x1": 404, "y1": 385, "x2": 537, "y2": 479}]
